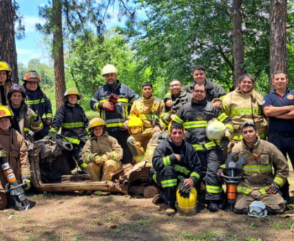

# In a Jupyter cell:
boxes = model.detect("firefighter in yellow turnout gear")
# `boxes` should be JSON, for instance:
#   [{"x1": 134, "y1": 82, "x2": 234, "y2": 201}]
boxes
[
  {"x1": 82, "y1": 118, "x2": 122, "y2": 181},
  {"x1": 232, "y1": 122, "x2": 288, "y2": 214},
  {"x1": 222, "y1": 74, "x2": 268, "y2": 142},
  {"x1": 127, "y1": 82, "x2": 163, "y2": 163}
]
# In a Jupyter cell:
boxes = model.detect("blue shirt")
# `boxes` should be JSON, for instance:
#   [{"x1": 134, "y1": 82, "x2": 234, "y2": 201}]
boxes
[{"x1": 263, "y1": 88, "x2": 294, "y2": 133}]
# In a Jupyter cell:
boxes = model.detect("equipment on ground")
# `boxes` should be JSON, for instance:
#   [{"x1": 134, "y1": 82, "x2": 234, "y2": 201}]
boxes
[
  {"x1": 0, "y1": 157, "x2": 30, "y2": 211},
  {"x1": 206, "y1": 118, "x2": 226, "y2": 141},
  {"x1": 248, "y1": 201, "x2": 267, "y2": 218},
  {"x1": 106, "y1": 93, "x2": 118, "y2": 111},
  {"x1": 219, "y1": 152, "x2": 244, "y2": 212},
  {"x1": 176, "y1": 187, "x2": 197, "y2": 214}
]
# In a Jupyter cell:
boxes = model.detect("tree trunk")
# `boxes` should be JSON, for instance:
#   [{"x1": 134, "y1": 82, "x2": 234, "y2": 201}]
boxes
[
  {"x1": 53, "y1": 0, "x2": 66, "y2": 110},
  {"x1": 0, "y1": 0, "x2": 18, "y2": 82},
  {"x1": 270, "y1": 0, "x2": 287, "y2": 82},
  {"x1": 232, "y1": 0, "x2": 244, "y2": 88}
]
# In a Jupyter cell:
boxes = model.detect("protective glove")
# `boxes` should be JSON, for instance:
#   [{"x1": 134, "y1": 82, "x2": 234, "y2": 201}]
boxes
[
  {"x1": 266, "y1": 183, "x2": 280, "y2": 194},
  {"x1": 216, "y1": 169, "x2": 224, "y2": 182},
  {"x1": 45, "y1": 118, "x2": 52, "y2": 125},
  {"x1": 106, "y1": 152, "x2": 114, "y2": 160},
  {"x1": 31, "y1": 113, "x2": 39, "y2": 122},
  {"x1": 94, "y1": 154, "x2": 108, "y2": 165},
  {"x1": 178, "y1": 179, "x2": 190, "y2": 198},
  {"x1": 0, "y1": 150, "x2": 7, "y2": 158},
  {"x1": 224, "y1": 130, "x2": 232, "y2": 141},
  {"x1": 22, "y1": 178, "x2": 31, "y2": 191}
]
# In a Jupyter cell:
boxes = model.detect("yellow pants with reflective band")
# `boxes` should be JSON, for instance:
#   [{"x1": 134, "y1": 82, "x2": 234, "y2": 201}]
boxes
[
  {"x1": 87, "y1": 160, "x2": 120, "y2": 181},
  {"x1": 127, "y1": 129, "x2": 154, "y2": 163}
]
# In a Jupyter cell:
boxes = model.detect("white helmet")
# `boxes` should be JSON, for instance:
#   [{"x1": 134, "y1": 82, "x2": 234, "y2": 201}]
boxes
[
  {"x1": 206, "y1": 118, "x2": 226, "y2": 141},
  {"x1": 248, "y1": 201, "x2": 267, "y2": 218},
  {"x1": 101, "y1": 64, "x2": 118, "y2": 76}
]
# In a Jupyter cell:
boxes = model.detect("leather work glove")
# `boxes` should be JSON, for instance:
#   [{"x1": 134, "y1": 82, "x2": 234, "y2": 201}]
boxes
[
  {"x1": 22, "y1": 178, "x2": 31, "y2": 191},
  {"x1": 0, "y1": 150, "x2": 7, "y2": 158},
  {"x1": 266, "y1": 183, "x2": 280, "y2": 194},
  {"x1": 224, "y1": 130, "x2": 232, "y2": 141},
  {"x1": 178, "y1": 179, "x2": 190, "y2": 198},
  {"x1": 31, "y1": 113, "x2": 39, "y2": 122},
  {"x1": 94, "y1": 154, "x2": 108, "y2": 165}
]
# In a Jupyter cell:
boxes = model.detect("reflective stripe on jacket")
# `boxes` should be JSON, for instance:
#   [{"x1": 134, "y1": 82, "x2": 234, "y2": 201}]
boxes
[
  {"x1": 90, "y1": 80, "x2": 138, "y2": 132},
  {"x1": 232, "y1": 138, "x2": 289, "y2": 194}
]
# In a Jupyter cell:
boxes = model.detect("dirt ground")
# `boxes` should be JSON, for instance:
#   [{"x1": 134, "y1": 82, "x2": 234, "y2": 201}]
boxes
[{"x1": 1, "y1": 187, "x2": 294, "y2": 241}]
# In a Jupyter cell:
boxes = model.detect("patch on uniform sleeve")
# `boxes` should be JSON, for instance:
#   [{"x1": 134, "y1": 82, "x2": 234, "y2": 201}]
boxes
[{"x1": 287, "y1": 94, "x2": 294, "y2": 100}]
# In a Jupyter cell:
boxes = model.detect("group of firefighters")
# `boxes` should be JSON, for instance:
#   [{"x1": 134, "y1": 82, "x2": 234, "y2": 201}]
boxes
[{"x1": 0, "y1": 61, "x2": 292, "y2": 218}]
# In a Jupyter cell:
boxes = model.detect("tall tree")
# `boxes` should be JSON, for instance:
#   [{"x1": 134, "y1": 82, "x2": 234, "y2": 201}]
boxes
[
  {"x1": 270, "y1": 0, "x2": 287, "y2": 80},
  {"x1": 0, "y1": 0, "x2": 19, "y2": 82},
  {"x1": 53, "y1": 0, "x2": 66, "y2": 108},
  {"x1": 37, "y1": 0, "x2": 135, "y2": 109}
]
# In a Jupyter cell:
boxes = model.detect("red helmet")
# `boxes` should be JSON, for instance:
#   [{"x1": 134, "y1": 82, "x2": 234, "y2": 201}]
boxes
[
  {"x1": 8, "y1": 84, "x2": 26, "y2": 99},
  {"x1": 22, "y1": 70, "x2": 40, "y2": 82}
]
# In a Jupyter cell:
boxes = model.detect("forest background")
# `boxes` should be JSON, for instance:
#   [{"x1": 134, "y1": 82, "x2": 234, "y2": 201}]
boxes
[{"x1": 0, "y1": 0, "x2": 293, "y2": 115}]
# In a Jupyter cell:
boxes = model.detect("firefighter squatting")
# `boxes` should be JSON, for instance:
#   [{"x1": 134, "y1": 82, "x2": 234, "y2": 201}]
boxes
[{"x1": 0, "y1": 61, "x2": 291, "y2": 218}]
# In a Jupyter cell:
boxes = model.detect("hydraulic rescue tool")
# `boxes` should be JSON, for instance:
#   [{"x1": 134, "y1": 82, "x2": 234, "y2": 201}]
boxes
[
  {"x1": 0, "y1": 157, "x2": 30, "y2": 211},
  {"x1": 218, "y1": 152, "x2": 244, "y2": 212}
]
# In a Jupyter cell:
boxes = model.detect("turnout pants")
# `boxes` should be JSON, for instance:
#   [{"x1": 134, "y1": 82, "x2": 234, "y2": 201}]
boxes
[
  {"x1": 198, "y1": 148, "x2": 223, "y2": 201},
  {"x1": 235, "y1": 189, "x2": 285, "y2": 213},
  {"x1": 87, "y1": 160, "x2": 120, "y2": 181}
]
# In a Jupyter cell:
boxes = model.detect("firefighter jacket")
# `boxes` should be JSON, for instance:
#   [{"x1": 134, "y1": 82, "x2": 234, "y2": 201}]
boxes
[
  {"x1": 222, "y1": 87, "x2": 268, "y2": 140},
  {"x1": 232, "y1": 138, "x2": 289, "y2": 195},
  {"x1": 152, "y1": 137, "x2": 202, "y2": 183},
  {"x1": 82, "y1": 132, "x2": 123, "y2": 164},
  {"x1": 183, "y1": 79, "x2": 226, "y2": 102},
  {"x1": 25, "y1": 87, "x2": 53, "y2": 121},
  {"x1": 0, "y1": 128, "x2": 30, "y2": 191},
  {"x1": 173, "y1": 99, "x2": 234, "y2": 151},
  {"x1": 11, "y1": 103, "x2": 43, "y2": 140},
  {"x1": 90, "y1": 80, "x2": 139, "y2": 132},
  {"x1": 161, "y1": 90, "x2": 192, "y2": 126},
  {"x1": 0, "y1": 81, "x2": 12, "y2": 106},
  {"x1": 50, "y1": 104, "x2": 89, "y2": 145},
  {"x1": 129, "y1": 96, "x2": 163, "y2": 129}
]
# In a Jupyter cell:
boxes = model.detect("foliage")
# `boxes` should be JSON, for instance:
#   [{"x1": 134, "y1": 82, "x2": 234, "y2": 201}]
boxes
[
  {"x1": 123, "y1": 0, "x2": 294, "y2": 93},
  {"x1": 65, "y1": 29, "x2": 162, "y2": 106}
]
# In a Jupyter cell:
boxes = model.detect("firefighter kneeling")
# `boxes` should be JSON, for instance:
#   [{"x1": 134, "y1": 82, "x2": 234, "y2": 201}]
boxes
[
  {"x1": 220, "y1": 122, "x2": 289, "y2": 216},
  {"x1": 152, "y1": 122, "x2": 202, "y2": 216},
  {"x1": 82, "y1": 118, "x2": 122, "y2": 181}
]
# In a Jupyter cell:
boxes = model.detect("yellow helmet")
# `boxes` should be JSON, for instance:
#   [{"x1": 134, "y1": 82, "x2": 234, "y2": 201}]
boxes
[
  {"x1": 0, "y1": 105, "x2": 14, "y2": 119},
  {"x1": 206, "y1": 118, "x2": 226, "y2": 141},
  {"x1": 64, "y1": 88, "x2": 81, "y2": 100},
  {"x1": 128, "y1": 116, "x2": 144, "y2": 135},
  {"x1": 0, "y1": 61, "x2": 12, "y2": 76},
  {"x1": 89, "y1": 118, "x2": 106, "y2": 130},
  {"x1": 101, "y1": 64, "x2": 118, "y2": 76},
  {"x1": 176, "y1": 187, "x2": 197, "y2": 214}
]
